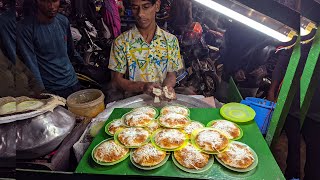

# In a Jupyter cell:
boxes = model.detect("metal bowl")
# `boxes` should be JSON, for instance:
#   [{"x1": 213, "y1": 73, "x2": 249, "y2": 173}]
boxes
[{"x1": 16, "y1": 106, "x2": 76, "y2": 159}]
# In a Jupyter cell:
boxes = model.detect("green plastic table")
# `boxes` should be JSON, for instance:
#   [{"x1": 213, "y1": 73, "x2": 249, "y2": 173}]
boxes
[{"x1": 75, "y1": 108, "x2": 284, "y2": 180}]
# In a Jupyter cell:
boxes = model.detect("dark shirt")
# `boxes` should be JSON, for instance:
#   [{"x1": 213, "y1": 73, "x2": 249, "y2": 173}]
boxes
[
  {"x1": 0, "y1": 9, "x2": 16, "y2": 63},
  {"x1": 221, "y1": 20, "x2": 272, "y2": 81},
  {"x1": 271, "y1": 49, "x2": 294, "y2": 83},
  {"x1": 17, "y1": 13, "x2": 83, "y2": 91}
]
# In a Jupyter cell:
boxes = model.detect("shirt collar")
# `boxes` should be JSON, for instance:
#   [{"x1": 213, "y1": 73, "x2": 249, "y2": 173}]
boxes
[{"x1": 132, "y1": 25, "x2": 162, "y2": 42}]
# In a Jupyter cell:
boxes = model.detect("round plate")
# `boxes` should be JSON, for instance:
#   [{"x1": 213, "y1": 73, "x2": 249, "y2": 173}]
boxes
[
  {"x1": 206, "y1": 120, "x2": 243, "y2": 140},
  {"x1": 215, "y1": 141, "x2": 258, "y2": 172},
  {"x1": 150, "y1": 129, "x2": 188, "y2": 151},
  {"x1": 105, "y1": 118, "x2": 125, "y2": 136},
  {"x1": 172, "y1": 152, "x2": 215, "y2": 174},
  {"x1": 158, "y1": 115, "x2": 191, "y2": 129},
  {"x1": 190, "y1": 128, "x2": 229, "y2": 154},
  {"x1": 121, "y1": 111, "x2": 154, "y2": 128},
  {"x1": 160, "y1": 104, "x2": 190, "y2": 116},
  {"x1": 220, "y1": 103, "x2": 256, "y2": 123},
  {"x1": 91, "y1": 138, "x2": 130, "y2": 166},
  {"x1": 130, "y1": 150, "x2": 170, "y2": 170},
  {"x1": 114, "y1": 128, "x2": 150, "y2": 148}
]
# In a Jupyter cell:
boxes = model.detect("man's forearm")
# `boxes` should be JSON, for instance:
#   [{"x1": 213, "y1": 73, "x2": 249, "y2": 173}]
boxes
[
  {"x1": 162, "y1": 72, "x2": 176, "y2": 88},
  {"x1": 113, "y1": 77, "x2": 145, "y2": 93}
]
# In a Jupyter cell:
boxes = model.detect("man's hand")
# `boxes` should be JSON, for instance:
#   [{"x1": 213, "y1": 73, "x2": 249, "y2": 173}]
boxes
[
  {"x1": 162, "y1": 86, "x2": 177, "y2": 101},
  {"x1": 267, "y1": 80, "x2": 280, "y2": 102},
  {"x1": 234, "y1": 69, "x2": 246, "y2": 82},
  {"x1": 143, "y1": 82, "x2": 162, "y2": 96},
  {"x1": 267, "y1": 91, "x2": 276, "y2": 102},
  {"x1": 249, "y1": 66, "x2": 267, "y2": 81}
]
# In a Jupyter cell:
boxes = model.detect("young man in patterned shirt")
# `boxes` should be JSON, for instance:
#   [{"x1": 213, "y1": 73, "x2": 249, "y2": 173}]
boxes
[{"x1": 108, "y1": 0, "x2": 184, "y2": 100}]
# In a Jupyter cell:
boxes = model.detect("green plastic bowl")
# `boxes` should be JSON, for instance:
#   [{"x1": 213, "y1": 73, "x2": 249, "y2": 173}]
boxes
[{"x1": 220, "y1": 103, "x2": 256, "y2": 123}]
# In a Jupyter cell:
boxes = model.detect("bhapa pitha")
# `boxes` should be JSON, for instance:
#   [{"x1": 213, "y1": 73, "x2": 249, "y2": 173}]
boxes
[
  {"x1": 124, "y1": 111, "x2": 153, "y2": 127},
  {"x1": 107, "y1": 119, "x2": 125, "y2": 135},
  {"x1": 217, "y1": 142, "x2": 255, "y2": 169},
  {"x1": 161, "y1": 105, "x2": 189, "y2": 116},
  {"x1": 209, "y1": 120, "x2": 241, "y2": 139},
  {"x1": 118, "y1": 127, "x2": 149, "y2": 147},
  {"x1": 195, "y1": 129, "x2": 228, "y2": 153},
  {"x1": 159, "y1": 113, "x2": 190, "y2": 128},
  {"x1": 154, "y1": 129, "x2": 186, "y2": 149},
  {"x1": 146, "y1": 120, "x2": 160, "y2": 132},
  {"x1": 93, "y1": 140, "x2": 129, "y2": 163},
  {"x1": 184, "y1": 122, "x2": 204, "y2": 137},
  {"x1": 132, "y1": 143, "x2": 166, "y2": 167},
  {"x1": 174, "y1": 143, "x2": 210, "y2": 169},
  {"x1": 132, "y1": 107, "x2": 157, "y2": 118}
]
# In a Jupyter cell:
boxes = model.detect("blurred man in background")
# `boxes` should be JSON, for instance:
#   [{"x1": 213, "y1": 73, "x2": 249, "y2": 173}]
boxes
[{"x1": 17, "y1": 0, "x2": 83, "y2": 98}]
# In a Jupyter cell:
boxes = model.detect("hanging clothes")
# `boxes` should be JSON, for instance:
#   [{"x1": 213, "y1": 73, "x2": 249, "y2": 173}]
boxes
[{"x1": 102, "y1": 0, "x2": 121, "y2": 38}]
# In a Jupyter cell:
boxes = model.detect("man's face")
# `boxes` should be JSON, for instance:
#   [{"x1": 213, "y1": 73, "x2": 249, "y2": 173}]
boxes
[
  {"x1": 36, "y1": 0, "x2": 60, "y2": 18},
  {"x1": 131, "y1": 0, "x2": 160, "y2": 29}
]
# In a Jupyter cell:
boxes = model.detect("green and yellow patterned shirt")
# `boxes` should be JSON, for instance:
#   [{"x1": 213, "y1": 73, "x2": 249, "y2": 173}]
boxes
[{"x1": 108, "y1": 25, "x2": 184, "y2": 83}]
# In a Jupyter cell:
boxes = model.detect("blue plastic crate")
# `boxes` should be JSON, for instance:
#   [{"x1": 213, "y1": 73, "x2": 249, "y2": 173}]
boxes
[{"x1": 241, "y1": 97, "x2": 276, "y2": 135}]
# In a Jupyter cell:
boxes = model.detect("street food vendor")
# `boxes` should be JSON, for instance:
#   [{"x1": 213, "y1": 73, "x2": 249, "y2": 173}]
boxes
[
  {"x1": 17, "y1": 0, "x2": 83, "y2": 99},
  {"x1": 108, "y1": 0, "x2": 184, "y2": 100}
]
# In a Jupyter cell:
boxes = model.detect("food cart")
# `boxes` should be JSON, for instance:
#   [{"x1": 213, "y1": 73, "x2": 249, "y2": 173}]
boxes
[
  {"x1": 13, "y1": 78, "x2": 283, "y2": 180},
  {"x1": 9, "y1": 0, "x2": 320, "y2": 179}
]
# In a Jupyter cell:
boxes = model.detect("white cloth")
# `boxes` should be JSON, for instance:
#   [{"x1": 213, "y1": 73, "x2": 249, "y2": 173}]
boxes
[
  {"x1": 70, "y1": 26, "x2": 82, "y2": 42},
  {"x1": 72, "y1": 101, "x2": 116, "y2": 163}
]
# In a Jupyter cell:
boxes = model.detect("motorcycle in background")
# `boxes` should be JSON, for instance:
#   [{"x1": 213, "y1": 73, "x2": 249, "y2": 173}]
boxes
[
  {"x1": 70, "y1": 13, "x2": 113, "y2": 90},
  {"x1": 173, "y1": 22, "x2": 224, "y2": 97}
]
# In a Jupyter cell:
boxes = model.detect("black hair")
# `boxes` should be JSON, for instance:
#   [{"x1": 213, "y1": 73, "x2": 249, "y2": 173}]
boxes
[
  {"x1": 149, "y1": 0, "x2": 157, "y2": 4},
  {"x1": 129, "y1": 0, "x2": 157, "y2": 5}
]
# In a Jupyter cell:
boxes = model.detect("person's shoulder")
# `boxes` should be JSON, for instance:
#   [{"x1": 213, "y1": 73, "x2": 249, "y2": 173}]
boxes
[
  {"x1": 55, "y1": 13, "x2": 70, "y2": 26},
  {"x1": 114, "y1": 28, "x2": 135, "y2": 43},
  {"x1": 56, "y1": 13, "x2": 69, "y2": 22}
]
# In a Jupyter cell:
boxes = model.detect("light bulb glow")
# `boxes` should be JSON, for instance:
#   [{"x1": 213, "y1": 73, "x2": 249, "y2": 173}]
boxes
[{"x1": 194, "y1": 0, "x2": 292, "y2": 42}]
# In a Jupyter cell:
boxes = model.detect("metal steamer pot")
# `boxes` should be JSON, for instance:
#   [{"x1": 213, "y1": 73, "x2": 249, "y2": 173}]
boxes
[
  {"x1": 0, "y1": 94, "x2": 76, "y2": 160},
  {"x1": 15, "y1": 106, "x2": 76, "y2": 159}
]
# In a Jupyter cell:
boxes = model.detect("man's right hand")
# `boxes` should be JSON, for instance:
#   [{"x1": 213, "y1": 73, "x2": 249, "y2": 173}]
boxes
[
  {"x1": 234, "y1": 69, "x2": 246, "y2": 82},
  {"x1": 267, "y1": 91, "x2": 276, "y2": 102},
  {"x1": 143, "y1": 82, "x2": 162, "y2": 96}
]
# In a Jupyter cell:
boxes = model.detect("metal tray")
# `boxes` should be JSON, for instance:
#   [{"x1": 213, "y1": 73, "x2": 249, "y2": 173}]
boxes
[{"x1": 95, "y1": 94, "x2": 212, "y2": 120}]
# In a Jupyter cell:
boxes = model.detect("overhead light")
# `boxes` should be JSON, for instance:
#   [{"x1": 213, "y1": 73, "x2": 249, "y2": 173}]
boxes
[
  {"x1": 300, "y1": 27, "x2": 311, "y2": 36},
  {"x1": 300, "y1": 17, "x2": 317, "y2": 36},
  {"x1": 193, "y1": 0, "x2": 294, "y2": 42}
]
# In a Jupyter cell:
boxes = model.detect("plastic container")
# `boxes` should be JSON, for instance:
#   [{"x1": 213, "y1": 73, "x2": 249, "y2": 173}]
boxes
[
  {"x1": 240, "y1": 97, "x2": 276, "y2": 135},
  {"x1": 66, "y1": 89, "x2": 105, "y2": 118}
]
